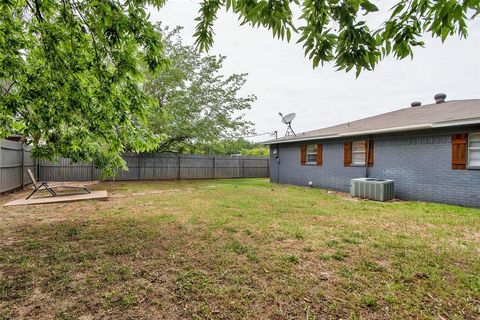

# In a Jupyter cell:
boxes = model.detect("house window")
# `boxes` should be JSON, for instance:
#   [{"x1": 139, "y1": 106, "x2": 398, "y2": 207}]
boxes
[
  {"x1": 352, "y1": 141, "x2": 366, "y2": 165},
  {"x1": 469, "y1": 133, "x2": 480, "y2": 166},
  {"x1": 306, "y1": 145, "x2": 317, "y2": 163}
]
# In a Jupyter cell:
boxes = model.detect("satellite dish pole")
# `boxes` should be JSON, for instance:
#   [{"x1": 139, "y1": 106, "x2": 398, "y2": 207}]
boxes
[{"x1": 279, "y1": 112, "x2": 296, "y2": 138}]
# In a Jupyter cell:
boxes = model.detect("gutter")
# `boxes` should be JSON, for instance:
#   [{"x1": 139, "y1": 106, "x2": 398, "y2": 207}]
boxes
[
  {"x1": 262, "y1": 124, "x2": 432, "y2": 145},
  {"x1": 262, "y1": 118, "x2": 480, "y2": 145},
  {"x1": 336, "y1": 124, "x2": 432, "y2": 137},
  {"x1": 261, "y1": 134, "x2": 340, "y2": 145},
  {"x1": 431, "y1": 117, "x2": 480, "y2": 128}
]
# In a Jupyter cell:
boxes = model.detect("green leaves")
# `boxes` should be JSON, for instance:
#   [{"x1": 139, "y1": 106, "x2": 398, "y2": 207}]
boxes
[
  {"x1": 360, "y1": 1, "x2": 379, "y2": 13},
  {"x1": 0, "y1": 0, "x2": 166, "y2": 174},
  {"x1": 195, "y1": 0, "x2": 296, "y2": 52},
  {"x1": 194, "y1": 0, "x2": 221, "y2": 52},
  {"x1": 390, "y1": 3, "x2": 405, "y2": 18},
  {"x1": 193, "y1": 0, "x2": 479, "y2": 75}
]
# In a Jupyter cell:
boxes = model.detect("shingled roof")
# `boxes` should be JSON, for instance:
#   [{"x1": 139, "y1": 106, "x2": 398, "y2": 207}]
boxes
[{"x1": 263, "y1": 99, "x2": 480, "y2": 144}]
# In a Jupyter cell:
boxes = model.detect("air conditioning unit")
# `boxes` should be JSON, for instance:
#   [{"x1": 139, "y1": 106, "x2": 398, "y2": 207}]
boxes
[{"x1": 350, "y1": 178, "x2": 394, "y2": 202}]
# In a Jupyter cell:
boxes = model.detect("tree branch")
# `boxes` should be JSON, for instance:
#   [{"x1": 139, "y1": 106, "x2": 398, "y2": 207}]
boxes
[
  {"x1": 156, "y1": 135, "x2": 190, "y2": 152},
  {"x1": 70, "y1": 0, "x2": 115, "y2": 79},
  {"x1": 1, "y1": 80, "x2": 17, "y2": 95}
]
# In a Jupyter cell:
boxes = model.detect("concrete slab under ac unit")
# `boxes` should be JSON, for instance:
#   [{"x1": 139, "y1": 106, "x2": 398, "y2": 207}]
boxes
[{"x1": 3, "y1": 190, "x2": 108, "y2": 206}]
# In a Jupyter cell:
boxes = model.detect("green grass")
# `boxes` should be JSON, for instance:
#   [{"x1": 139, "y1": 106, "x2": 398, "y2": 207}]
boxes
[{"x1": 0, "y1": 178, "x2": 479, "y2": 319}]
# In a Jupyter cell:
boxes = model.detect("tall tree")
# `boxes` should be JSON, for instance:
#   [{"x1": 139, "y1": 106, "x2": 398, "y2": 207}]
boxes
[
  {"x1": 194, "y1": 0, "x2": 480, "y2": 76},
  {"x1": 0, "y1": 0, "x2": 167, "y2": 175},
  {"x1": 144, "y1": 26, "x2": 256, "y2": 154}
]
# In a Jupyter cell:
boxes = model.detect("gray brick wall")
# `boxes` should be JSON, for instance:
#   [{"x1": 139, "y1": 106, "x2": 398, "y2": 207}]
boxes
[{"x1": 270, "y1": 128, "x2": 480, "y2": 208}]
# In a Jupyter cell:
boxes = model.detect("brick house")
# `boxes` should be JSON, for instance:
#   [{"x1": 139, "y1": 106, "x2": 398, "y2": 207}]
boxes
[{"x1": 264, "y1": 96, "x2": 480, "y2": 207}]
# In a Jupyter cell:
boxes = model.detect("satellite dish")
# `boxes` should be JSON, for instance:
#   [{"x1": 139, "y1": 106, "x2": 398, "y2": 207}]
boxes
[
  {"x1": 281, "y1": 113, "x2": 296, "y2": 124},
  {"x1": 279, "y1": 112, "x2": 297, "y2": 138}
]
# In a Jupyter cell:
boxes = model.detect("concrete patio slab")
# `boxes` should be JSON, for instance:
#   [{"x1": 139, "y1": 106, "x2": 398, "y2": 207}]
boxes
[{"x1": 3, "y1": 190, "x2": 108, "y2": 206}]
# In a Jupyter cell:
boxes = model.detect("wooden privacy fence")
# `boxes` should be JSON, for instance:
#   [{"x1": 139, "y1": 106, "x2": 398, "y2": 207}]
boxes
[
  {"x1": 0, "y1": 140, "x2": 35, "y2": 193},
  {"x1": 0, "y1": 144, "x2": 269, "y2": 194},
  {"x1": 39, "y1": 153, "x2": 270, "y2": 182}
]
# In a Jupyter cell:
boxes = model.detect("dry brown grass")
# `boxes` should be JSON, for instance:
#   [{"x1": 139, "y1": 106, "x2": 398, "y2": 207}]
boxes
[{"x1": 0, "y1": 179, "x2": 479, "y2": 319}]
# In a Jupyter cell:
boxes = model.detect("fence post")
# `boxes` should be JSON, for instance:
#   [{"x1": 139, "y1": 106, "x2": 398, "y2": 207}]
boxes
[
  {"x1": 138, "y1": 154, "x2": 143, "y2": 180},
  {"x1": 213, "y1": 155, "x2": 216, "y2": 179},
  {"x1": 178, "y1": 154, "x2": 181, "y2": 180},
  {"x1": 91, "y1": 161, "x2": 95, "y2": 181},
  {"x1": 267, "y1": 158, "x2": 270, "y2": 178},
  {"x1": 241, "y1": 156, "x2": 244, "y2": 178}
]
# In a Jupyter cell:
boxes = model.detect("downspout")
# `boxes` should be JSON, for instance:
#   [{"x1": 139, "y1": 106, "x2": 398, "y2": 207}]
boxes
[{"x1": 365, "y1": 136, "x2": 371, "y2": 178}]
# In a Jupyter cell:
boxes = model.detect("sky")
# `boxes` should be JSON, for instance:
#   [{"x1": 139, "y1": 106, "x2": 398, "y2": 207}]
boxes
[{"x1": 150, "y1": 1, "x2": 480, "y2": 142}]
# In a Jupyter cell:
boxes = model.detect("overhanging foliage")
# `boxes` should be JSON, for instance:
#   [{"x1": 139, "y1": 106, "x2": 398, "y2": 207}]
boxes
[
  {"x1": 0, "y1": 0, "x2": 168, "y2": 175},
  {"x1": 194, "y1": 0, "x2": 480, "y2": 76}
]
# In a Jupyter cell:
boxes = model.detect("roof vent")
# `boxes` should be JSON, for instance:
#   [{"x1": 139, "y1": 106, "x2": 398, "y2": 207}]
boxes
[
  {"x1": 434, "y1": 93, "x2": 446, "y2": 104},
  {"x1": 411, "y1": 101, "x2": 421, "y2": 107}
]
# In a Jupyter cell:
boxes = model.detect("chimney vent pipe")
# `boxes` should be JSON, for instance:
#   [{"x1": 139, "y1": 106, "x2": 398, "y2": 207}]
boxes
[
  {"x1": 411, "y1": 101, "x2": 421, "y2": 107},
  {"x1": 434, "y1": 93, "x2": 446, "y2": 104}
]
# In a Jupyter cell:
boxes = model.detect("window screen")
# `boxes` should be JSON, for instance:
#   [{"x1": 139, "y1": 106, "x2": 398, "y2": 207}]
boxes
[
  {"x1": 469, "y1": 133, "x2": 480, "y2": 166},
  {"x1": 306, "y1": 145, "x2": 317, "y2": 163},
  {"x1": 352, "y1": 141, "x2": 366, "y2": 165}
]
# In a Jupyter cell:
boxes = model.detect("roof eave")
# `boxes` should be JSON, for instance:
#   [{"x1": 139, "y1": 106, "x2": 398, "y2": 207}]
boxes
[
  {"x1": 261, "y1": 117, "x2": 480, "y2": 145},
  {"x1": 431, "y1": 117, "x2": 480, "y2": 128}
]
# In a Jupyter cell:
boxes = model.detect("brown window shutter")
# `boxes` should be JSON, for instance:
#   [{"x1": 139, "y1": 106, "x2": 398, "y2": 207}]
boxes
[
  {"x1": 300, "y1": 145, "x2": 306, "y2": 166},
  {"x1": 367, "y1": 140, "x2": 374, "y2": 167},
  {"x1": 452, "y1": 134, "x2": 467, "y2": 170},
  {"x1": 344, "y1": 142, "x2": 352, "y2": 167},
  {"x1": 316, "y1": 144, "x2": 323, "y2": 166}
]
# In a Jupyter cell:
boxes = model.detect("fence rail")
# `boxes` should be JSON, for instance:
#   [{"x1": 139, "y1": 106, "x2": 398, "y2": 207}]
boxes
[{"x1": 0, "y1": 139, "x2": 269, "y2": 194}]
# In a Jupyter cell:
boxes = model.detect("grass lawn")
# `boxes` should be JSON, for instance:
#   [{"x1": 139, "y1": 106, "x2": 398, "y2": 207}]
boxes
[{"x1": 0, "y1": 179, "x2": 479, "y2": 319}]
